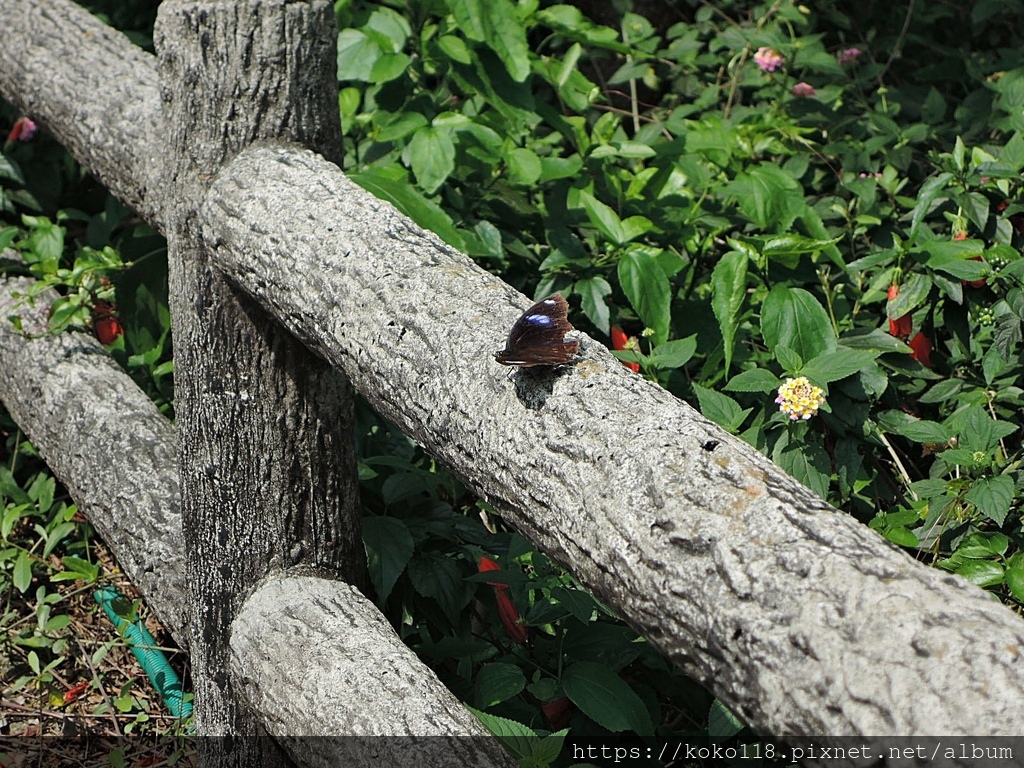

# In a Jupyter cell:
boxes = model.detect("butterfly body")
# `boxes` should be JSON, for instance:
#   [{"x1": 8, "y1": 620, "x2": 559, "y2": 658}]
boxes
[{"x1": 494, "y1": 294, "x2": 580, "y2": 367}]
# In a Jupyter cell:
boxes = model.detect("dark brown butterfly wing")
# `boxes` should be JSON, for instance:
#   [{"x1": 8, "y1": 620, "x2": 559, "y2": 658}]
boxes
[{"x1": 494, "y1": 294, "x2": 580, "y2": 367}]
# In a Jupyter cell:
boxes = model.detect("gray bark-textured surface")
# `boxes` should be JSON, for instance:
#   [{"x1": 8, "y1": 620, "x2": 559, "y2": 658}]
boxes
[
  {"x1": 231, "y1": 574, "x2": 518, "y2": 768},
  {"x1": 155, "y1": 1, "x2": 359, "y2": 762},
  {"x1": 0, "y1": 256, "x2": 188, "y2": 647},
  {"x1": 0, "y1": 0, "x2": 164, "y2": 226},
  {"x1": 203, "y1": 144, "x2": 1024, "y2": 737},
  {"x1": 4, "y1": 0, "x2": 1024, "y2": 746}
]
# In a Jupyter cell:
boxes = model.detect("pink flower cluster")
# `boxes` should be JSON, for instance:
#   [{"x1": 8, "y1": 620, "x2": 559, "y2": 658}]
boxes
[
  {"x1": 7, "y1": 116, "x2": 36, "y2": 142},
  {"x1": 791, "y1": 82, "x2": 816, "y2": 97},
  {"x1": 754, "y1": 47, "x2": 784, "y2": 73},
  {"x1": 837, "y1": 47, "x2": 862, "y2": 64}
]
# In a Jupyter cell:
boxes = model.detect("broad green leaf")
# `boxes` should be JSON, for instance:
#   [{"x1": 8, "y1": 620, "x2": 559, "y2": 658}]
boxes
[
  {"x1": 885, "y1": 418, "x2": 951, "y2": 444},
  {"x1": 535, "y1": 5, "x2": 625, "y2": 50},
  {"x1": 550, "y1": 586, "x2": 599, "y2": 623},
  {"x1": 1006, "y1": 566, "x2": 1024, "y2": 602},
  {"x1": 648, "y1": 336, "x2": 697, "y2": 369},
  {"x1": 362, "y1": 516, "x2": 414, "y2": 602},
  {"x1": 363, "y1": 6, "x2": 412, "y2": 52},
  {"x1": 337, "y1": 29, "x2": 382, "y2": 82},
  {"x1": 724, "y1": 163, "x2": 804, "y2": 229},
  {"x1": 447, "y1": 0, "x2": 531, "y2": 82},
  {"x1": 409, "y1": 127, "x2": 456, "y2": 194},
  {"x1": 761, "y1": 286, "x2": 836, "y2": 361},
  {"x1": 618, "y1": 249, "x2": 671, "y2": 344},
  {"x1": 505, "y1": 147, "x2": 542, "y2": 186},
  {"x1": 692, "y1": 384, "x2": 750, "y2": 433},
  {"x1": 407, "y1": 551, "x2": 470, "y2": 622},
  {"x1": 953, "y1": 560, "x2": 1004, "y2": 588},
  {"x1": 708, "y1": 699, "x2": 744, "y2": 742},
  {"x1": 800, "y1": 348, "x2": 879, "y2": 384},
  {"x1": 375, "y1": 112, "x2": 429, "y2": 142},
  {"x1": 475, "y1": 663, "x2": 527, "y2": 708},
  {"x1": 14, "y1": 549, "x2": 32, "y2": 593},
  {"x1": 574, "y1": 276, "x2": 611, "y2": 335},
  {"x1": 579, "y1": 190, "x2": 624, "y2": 243},
  {"x1": 964, "y1": 476, "x2": 1015, "y2": 525},
  {"x1": 349, "y1": 169, "x2": 465, "y2": 251},
  {"x1": 710, "y1": 250, "x2": 748, "y2": 374},
  {"x1": 437, "y1": 34, "x2": 473, "y2": 64},
  {"x1": 909, "y1": 172, "x2": 952, "y2": 241},
  {"x1": 955, "y1": 532, "x2": 1009, "y2": 559},
  {"x1": 724, "y1": 368, "x2": 780, "y2": 393},
  {"x1": 369, "y1": 52, "x2": 410, "y2": 83},
  {"x1": 562, "y1": 661, "x2": 653, "y2": 736},
  {"x1": 883, "y1": 526, "x2": 920, "y2": 548},
  {"x1": 886, "y1": 272, "x2": 931, "y2": 318},
  {"x1": 773, "y1": 437, "x2": 831, "y2": 498},
  {"x1": 539, "y1": 155, "x2": 583, "y2": 181},
  {"x1": 923, "y1": 242, "x2": 988, "y2": 280}
]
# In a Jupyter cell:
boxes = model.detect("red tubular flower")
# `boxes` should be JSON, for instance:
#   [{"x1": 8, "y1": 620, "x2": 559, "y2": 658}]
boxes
[
  {"x1": 909, "y1": 333, "x2": 933, "y2": 368},
  {"x1": 478, "y1": 556, "x2": 528, "y2": 643},
  {"x1": 92, "y1": 301, "x2": 124, "y2": 345},
  {"x1": 887, "y1": 284, "x2": 912, "y2": 338},
  {"x1": 7, "y1": 116, "x2": 37, "y2": 142},
  {"x1": 610, "y1": 327, "x2": 640, "y2": 372}
]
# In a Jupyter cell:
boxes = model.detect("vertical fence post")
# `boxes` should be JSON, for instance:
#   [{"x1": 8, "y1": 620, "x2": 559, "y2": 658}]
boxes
[{"x1": 154, "y1": 2, "x2": 360, "y2": 764}]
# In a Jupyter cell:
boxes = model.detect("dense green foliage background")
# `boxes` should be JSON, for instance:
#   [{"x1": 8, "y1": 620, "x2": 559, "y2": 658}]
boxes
[{"x1": 4, "y1": 0, "x2": 1024, "y2": 762}]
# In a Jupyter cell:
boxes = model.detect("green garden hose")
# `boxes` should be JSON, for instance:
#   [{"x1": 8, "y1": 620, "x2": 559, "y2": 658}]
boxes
[{"x1": 93, "y1": 586, "x2": 192, "y2": 721}]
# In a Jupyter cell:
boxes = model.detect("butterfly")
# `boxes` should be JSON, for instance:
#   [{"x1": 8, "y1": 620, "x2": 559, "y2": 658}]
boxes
[{"x1": 494, "y1": 294, "x2": 580, "y2": 367}]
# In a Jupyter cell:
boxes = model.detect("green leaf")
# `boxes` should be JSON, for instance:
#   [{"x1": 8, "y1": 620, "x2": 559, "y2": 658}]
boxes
[
  {"x1": 692, "y1": 384, "x2": 750, "y2": 433},
  {"x1": 724, "y1": 163, "x2": 804, "y2": 229},
  {"x1": 648, "y1": 336, "x2": 697, "y2": 369},
  {"x1": 475, "y1": 663, "x2": 527, "y2": 708},
  {"x1": 369, "y1": 52, "x2": 410, "y2": 83},
  {"x1": 882, "y1": 526, "x2": 920, "y2": 548},
  {"x1": 579, "y1": 190, "x2": 624, "y2": 244},
  {"x1": 618, "y1": 249, "x2": 671, "y2": 344},
  {"x1": 923, "y1": 241, "x2": 989, "y2": 280},
  {"x1": 574, "y1": 276, "x2": 611, "y2": 335},
  {"x1": 337, "y1": 29, "x2": 383, "y2": 82},
  {"x1": 909, "y1": 172, "x2": 952, "y2": 241},
  {"x1": 800, "y1": 348, "x2": 879, "y2": 384},
  {"x1": 710, "y1": 250, "x2": 748, "y2": 374},
  {"x1": 964, "y1": 476, "x2": 1015, "y2": 525},
  {"x1": 761, "y1": 286, "x2": 836, "y2": 361},
  {"x1": 505, "y1": 147, "x2": 542, "y2": 186},
  {"x1": 437, "y1": 34, "x2": 473, "y2": 64},
  {"x1": 447, "y1": 0, "x2": 531, "y2": 82},
  {"x1": 362, "y1": 516, "x2": 414, "y2": 602},
  {"x1": 707, "y1": 699, "x2": 744, "y2": 742},
  {"x1": 953, "y1": 560, "x2": 1004, "y2": 588},
  {"x1": 885, "y1": 418, "x2": 951, "y2": 444},
  {"x1": 773, "y1": 437, "x2": 831, "y2": 498},
  {"x1": 349, "y1": 169, "x2": 465, "y2": 251},
  {"x1": 407, "y1": 551, "x2": 469, "y2": 622},
  {"x1": 886, "y1": 272, "x2": 931, "y2": 318},
  {"x1": 955, "y1": 532, "x2": 1009, "y2": 559},
  {"x1": 562, "y1": 661, "x2": 653, "y2": 736},
  {"x1": 375, "y1": 112, "x2": 429, "y2": 142},
  {"x1": 14, "y1": 549, "x2": 32, "y2": 593},
  {"x1": 409, "y1": 127, "x2": 456, "y2": 195},
  {"x1": 724, "y1": 368, "x2": 780, "y2": 393},
  {"x1": 363, "y1": 6, "x2": 412, "y2": 52},
  {"x1": 1006, "y1": 566, "x2": 1024, "y2": 602}
]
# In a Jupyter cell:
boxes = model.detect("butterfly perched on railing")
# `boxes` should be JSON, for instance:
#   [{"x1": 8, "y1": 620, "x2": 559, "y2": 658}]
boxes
[{"x1": 494, "y1": 294, "x2": 580, "y2": 367}]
